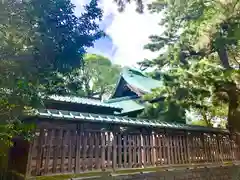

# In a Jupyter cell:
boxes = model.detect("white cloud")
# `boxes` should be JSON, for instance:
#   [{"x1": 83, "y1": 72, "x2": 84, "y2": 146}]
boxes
[
  {"x1": 100, "y1": 0, "x2": 164, "y2": 66},
  {"x1": 72, "y1": 0, "x2": 164, "y2": 66}
]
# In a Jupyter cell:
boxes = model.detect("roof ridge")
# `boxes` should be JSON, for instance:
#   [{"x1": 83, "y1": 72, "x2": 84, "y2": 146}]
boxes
[
  {"x1": 104, "y1": 95, "x2": 139, "y2": 103},
  {"x1": 47, "y1": 95, "x2": 122, "y2": 110}
]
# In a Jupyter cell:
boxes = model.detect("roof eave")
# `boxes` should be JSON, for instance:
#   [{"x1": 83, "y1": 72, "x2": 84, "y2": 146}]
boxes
[{"x1": 28, "y1": 109, "x2": 229, "y2": 133}]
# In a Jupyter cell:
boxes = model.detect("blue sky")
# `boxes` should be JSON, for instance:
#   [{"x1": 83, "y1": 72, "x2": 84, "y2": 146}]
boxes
[{"x1": 72, "y1": 0, "x2": 164, "y2": 66}]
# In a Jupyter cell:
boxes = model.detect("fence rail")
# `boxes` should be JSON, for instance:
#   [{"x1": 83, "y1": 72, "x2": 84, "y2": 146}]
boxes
[{"x1": 17, "y1": 121, "x2": 239, "y2": 177}]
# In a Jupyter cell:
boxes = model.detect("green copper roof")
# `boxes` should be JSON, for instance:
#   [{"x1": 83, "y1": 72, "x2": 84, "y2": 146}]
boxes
[
  {"x1": 121, "y1": 67, "x2": 163, "y2": 93},
  {"x1": 33, "y1": 109, "x2": 228, "y2": 133},
  {"x1": 104, "y1": 96, "x2": 145, "y2": 114},
  {"x1": 47, "y1": 95, "x2": 122, "y2": 110}
]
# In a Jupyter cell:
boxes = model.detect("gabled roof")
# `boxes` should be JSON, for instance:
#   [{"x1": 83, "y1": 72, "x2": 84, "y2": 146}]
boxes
[
  {"x1": 104, "y1": 96, "x2": 145, "y2": 114},
  {"x1": 47, "y1": 95, "x2": 122, "y2": 110},
  {"x1": 111, "y1": 67, "x2": 163, "y2": 98},
  {"x1": 33, "y1": 109, "x2": 228, "y2": 133}
]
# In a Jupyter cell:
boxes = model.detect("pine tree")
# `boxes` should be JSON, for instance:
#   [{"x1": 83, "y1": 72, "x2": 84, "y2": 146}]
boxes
[{"x1": 137, "y1": 0, "x2": 240, "y2": 131}]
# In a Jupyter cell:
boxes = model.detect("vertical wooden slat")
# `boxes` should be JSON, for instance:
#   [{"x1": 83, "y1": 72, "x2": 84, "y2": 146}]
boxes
[
  {"x1": 137, "y1": 134, "x2": 141, "y2": 167},
  {"x1": 144, "y1": 134, "x2": 147, "y2": 166},
  {"x1": 208, "y1": 135, "x2": 213, "y2": 163},
  {"x1": 123, "y1": 135, "x2": 127, "y2": 168},
  {"x1": 179, "y1": 135, "x2": 183, "y2": 164},
  {"x1": 222, "y1": 137, "x2": 225, "y2": 161},
  {"x1": 168, "y1": 135, "x2": 172, "y2": 164},
  {"x1": 208, "y1": 134, "x2": 212, "y2": 162},
  {"x1": 177, "y1": 136, "x2": 181, "y2": 164},
  {"x1": 231, "y1": 139, "x2": 236, "y2": 160},
  {"x1": 217, "y1": 134, "x2": 222, "y2": 162},
  {"x1": 203, "y1": 134, "x2": 207, "y2": 163},
  {"x1": 117, "y1": 134, "x2": 122, "y2": 168},
  {"x1": 44, "y1": 129, "x2": 53, "y2": 174},
  {"x1": 213, "y1": 135, "x2": 217, "y2": 162},
  {"x1": 79, "y1": 132, "x2": 84, "y2": 171},
  {"x1": 107, "y1": 132, "x2": 112, "y2": 169},
  {"x1": 112, "y1": 132, "x2": 117, "y2": 170},
  {"x1": 68, "y1": 130, "x2": 73, "y2": 172},
  {"x1": 147, "y1": 134, "x2": 151, "y2": 166},
  {"x1": 182, "y1": 135, "x2": 186, "y2": 164},
  {"x1": 195, "y1": 136, "x2": 199, "y2": 163},
  {"x1": 132, "y1": 135, "x2": 137, "y2": 167},
  {"x1": 173, "y1": 136, "x2": 177, "y2": 164},
  {"x1": 95, "y1": 132, "x2": 100, "y2": 170},
  {"x1": 182, "y1": 134, "x2": 187, "y2": 164},
  {"x1": 198, "y1": 136, "x2": 201, "y2": 162},
  {"x1": 160, "y1": 134, "x2": 164, "y2": 165},
  {"x1": 162, "y1": 134, "x2": 166, "y2": 165},
  {"x1": 166, "y1": 134, "x2": 170, "y2": 165},
  {"x1": 89, "y1": 132, "x2": 94, "y2": 170},
  {"x1": 186, "y1": 131, "x2": 191, "y2": 164},
  {"x1": 199, "y1": 136, "x2": 203, "y2": 163},
  {"x1": 157, "y1": 134, "x2": 162, "y2": 165},
  {"x1": 60, "y1": 130, "x2": 67, "y2": 173},
  {"x1": 174, "y1": 136, "x2": 178, "y2": 164},
  {"x1": 52, "y1": 129, "x2": 59, "y2": 173},
  {"x1": 208, "y1": 135, "x2": 212, "y2": 162},
  {"x1": 128, "y1": 135, "x2": 133, "y2": 168},
  {"x1": 36, "y1": 128, "x2": 45, "y2": 175},
  {"x1": 213, "y1": 135, "x2": 218, "y2": 162},
  {"x1": 172, "y1": 135, "x2": 176, "y2": 164},
  {"x1": 225, "y1": 136, "x2": 228, "y2": 160},
  {"x1": 140, "y1": 134, "x2": 145, "y2": 167},
  {"x1": 101, "y1": 132, "x2": 106, "y2": 170},
  {"x1": 199, "y1": 134, "x2": 204, "y2": 163},
  {"x1": 227, "y1": 135, "x2": 231, "y2": 160},
  {"x1": 224, "y1": 136, "x2": 228, "y2": 161},
  {"x1": 75, "y1": 128, "x2": 81, "y2": 173},
  {"x1": 82, "y1": 131, "x2": 88, "y2": 171},
  {"x1": 208, "y1": 134, "x2": 214, "y2": 163},
  {"x1": 192, "y1": 136, "x2": 196, "y2": 163},
  {"x1": 217, "y1": 135, "x2": 222, "y2": 162},
  {"x1": 151, "y1": 133, "x2": 156, "y2": 166},
  {"x1": 150, "y1": 133, "x2": 153, "y2": 166}
]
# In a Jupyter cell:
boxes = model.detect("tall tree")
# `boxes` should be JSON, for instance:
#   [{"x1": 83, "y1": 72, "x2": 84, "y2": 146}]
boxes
[
  {"x1": 139, "y1": 0, "x2": 240, "y2": 132},
  {"x1": 61, "y1": 54, "x2": 121, "y2": 99},
  {"x1": 82, "y1": 54, "x2": 121, "y2": 99},
  {"x1": 0, "y1": 0, "x2": 103, "y2": 153}
]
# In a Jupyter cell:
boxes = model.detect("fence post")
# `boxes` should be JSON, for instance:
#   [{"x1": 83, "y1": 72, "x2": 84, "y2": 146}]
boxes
[
  {"x1": 75, "y1": 124, "x2": 81, "y2": 173},
  {"x1": 185, "y1": 131, "x2": 191, "y2": 164},
  {"x1": 151, "y1": 131, "x2": 157, "y2": 166},
  {"x1": 112, "y1": 132, "x2": 117, "y2": 171},
  {"x1": 216, "y1": 134, "x2": 223, "y2": 163},
  {"x1": 140, "y1": 133, "x2": 145, "y2": 167}
]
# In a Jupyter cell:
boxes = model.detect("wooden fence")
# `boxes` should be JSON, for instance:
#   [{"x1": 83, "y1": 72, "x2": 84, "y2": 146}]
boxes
[{"x1": 11, "y1": 120, "x2": 237, "y2": 178}]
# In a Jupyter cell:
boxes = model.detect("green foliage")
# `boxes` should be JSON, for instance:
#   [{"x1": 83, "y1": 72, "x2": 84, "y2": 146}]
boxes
[
  {"x1": 0, "y1": 0, "x2": 104, "y2": 155},
  {"x1": 43, "y1": 54, "x2": 121, "y2": 98},
  {"x1": 190, "y1": 120, "x2": 211, "y2": 127},
  {"x1": 66, "y1": 54, "x2": 121, "y2": 99},
  {"x1": 138, "y1": 0, "x2": 240, "y2": 130},
  {"x1": 82, "y1": 54, "x2": 121, "y2": 99},
  {"x1": 113, "y1": 0, "x2": 144, "y2": 13},
  {"x1": 139, "y1": 101, "x2": 186, "y2": 124}
]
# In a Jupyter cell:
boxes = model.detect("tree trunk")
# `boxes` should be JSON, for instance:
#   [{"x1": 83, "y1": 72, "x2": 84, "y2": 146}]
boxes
[
  {"x1": 217, "y1": 47, "x2": 231, "y2": 69},
  {"x1": 202, "y1": 113, "x2": 212, "y2": 127},
  {"x1": 227, "y1": 91, "x2": 239, "y2": 133}
]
